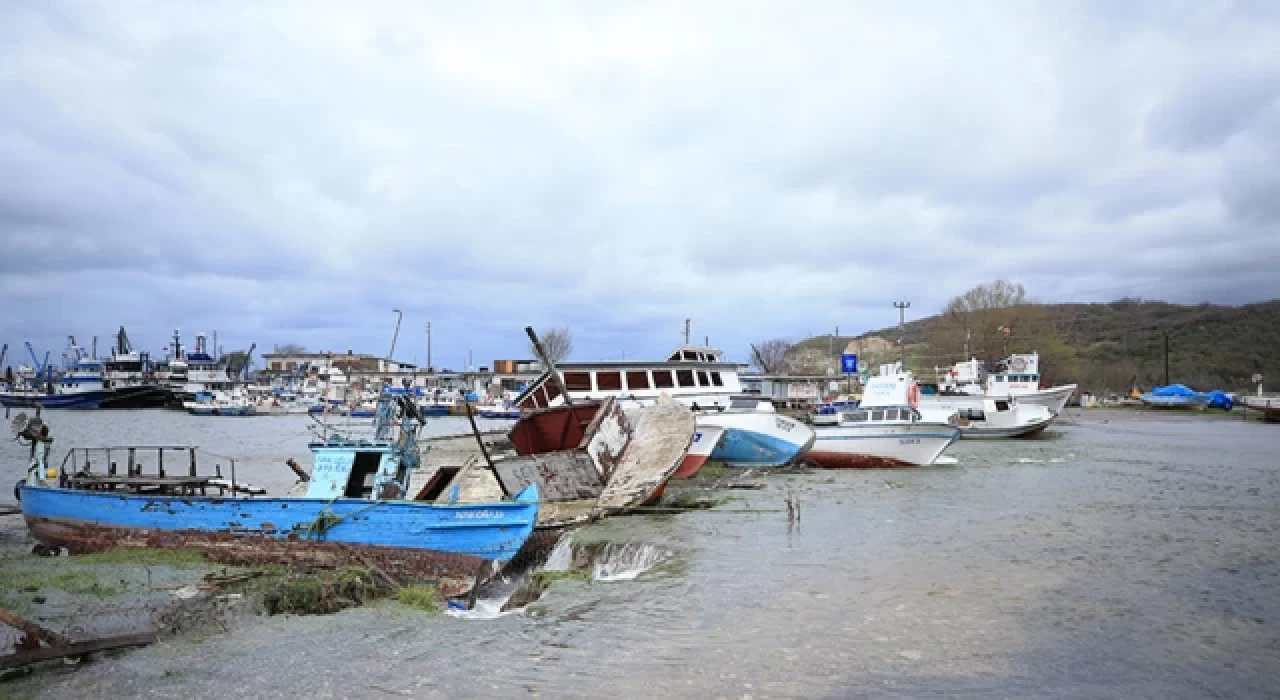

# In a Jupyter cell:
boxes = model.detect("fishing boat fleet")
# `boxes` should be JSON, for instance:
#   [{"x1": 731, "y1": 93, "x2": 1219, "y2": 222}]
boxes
[{"x1": 8, "y1": 312, "x2": 1275, "y2": 617}]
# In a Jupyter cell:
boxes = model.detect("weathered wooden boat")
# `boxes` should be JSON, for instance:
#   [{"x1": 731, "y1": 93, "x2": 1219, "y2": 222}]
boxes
[
  {"x1": 415, "y1": 395, "x2": 694, "y2": 529},
  {"x1": 15, "y1": 398, "x2": 540, "y2": 597}
]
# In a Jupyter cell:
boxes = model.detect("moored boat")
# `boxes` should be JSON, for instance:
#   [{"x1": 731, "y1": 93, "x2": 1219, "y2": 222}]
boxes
[
  {"x1": 513, "y1": 344, "x2": 815, "y2": 471},
  {"x1": 917, "y1": 395, "x2": 1055, "y2": 439},
  {"x1": 1242, "y1": 394, "x2": 1280, "y2": 422},
  {"x1": 805, "y1": 364, "x2": 960, "y2": 468},
  {"x1": 15, "y1": 397, "x2": 540, "y2": 597}
]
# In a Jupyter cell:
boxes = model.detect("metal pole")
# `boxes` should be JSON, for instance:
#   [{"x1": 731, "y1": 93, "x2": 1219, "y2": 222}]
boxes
[
  {"x1": 390, "y1": 309, "x2": 403, "y2": 361},
  {"x1": 426, "y1": 321, "x2": 432, "y2": 371},
  {"x1": 894, "y1": 301, "x2": 910, "y2": 368},
  {"x1": 1164, "y1": 332, "x2": 1170, "y2": 386},
  {"x1": 684, "y1": 318, "x2": 691, "y2": 345}
]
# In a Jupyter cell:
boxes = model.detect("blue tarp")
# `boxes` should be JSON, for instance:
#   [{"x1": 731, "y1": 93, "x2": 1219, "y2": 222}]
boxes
[{"x1": 1150, "y1": 384, "x2": 1234, "y2": 410}]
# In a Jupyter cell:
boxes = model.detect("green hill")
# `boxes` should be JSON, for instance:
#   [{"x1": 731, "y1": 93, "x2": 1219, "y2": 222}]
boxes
[{"x1": 790, "y1": 299, "x2": 1280, "y2": 394}]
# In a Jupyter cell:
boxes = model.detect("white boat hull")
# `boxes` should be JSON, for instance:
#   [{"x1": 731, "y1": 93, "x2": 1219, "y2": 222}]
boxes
[
  {"x1": 696, "y1": 410, "x2": 816, "y2": 467},
  {"x1": 997, "y1": 384, "x2": 1076, "y2": 415},
  {"x1": 918, "y1": 398, "x2": 1056, "y2": 439},
  {"x1": 1242, "y1": 395, "x2": 1280, "y2": 421},
  {"x1": 805, "y1": 422, "x2": 959, "y2": 468}
]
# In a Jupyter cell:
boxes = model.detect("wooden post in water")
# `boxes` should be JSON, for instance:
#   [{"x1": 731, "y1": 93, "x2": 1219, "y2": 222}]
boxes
[
  {"x1": 158, "y1": 448, "x2": 165, "y2": 478},
  {"x1": 189, "y1": 448, "x2": 197, "y2": 477},
  {"x1": 127, "y1": 448, "x2": 136, "y2": 477}
]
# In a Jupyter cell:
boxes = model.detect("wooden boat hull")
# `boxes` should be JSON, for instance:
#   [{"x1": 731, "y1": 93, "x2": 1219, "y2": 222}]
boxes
[{"x1": 19, "y1": 485, "x2": 539, "y2": 597}]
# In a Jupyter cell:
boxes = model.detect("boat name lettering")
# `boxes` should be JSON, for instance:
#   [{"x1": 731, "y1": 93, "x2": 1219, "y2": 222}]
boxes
[
  {"x1": 898, "y1": 438, "x2": 921, "y2": 445},
  {"x1": 775, "y1": 418, "x2": 793, "y2": 432},
  {"x1": 692, "y1": 432, "x2": 702, "y2": 443},
  {"x1": 456, "y1": 510, "x2": 504, "y2": 519}
]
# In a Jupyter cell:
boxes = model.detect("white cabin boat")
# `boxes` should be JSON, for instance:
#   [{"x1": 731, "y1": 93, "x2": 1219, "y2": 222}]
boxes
[
  {"x1": 805, "y1": 363, "x2": 960, "y2": 468},
  {"x1": 918, "y1": 395, "x2": 1054, "y2": 439},
  {"x1": 934, "y1": 353, "x2": 1076, "y2": 415},
  {"x1": 514, "y1": 345, "x2": 814, "y2": 474}
]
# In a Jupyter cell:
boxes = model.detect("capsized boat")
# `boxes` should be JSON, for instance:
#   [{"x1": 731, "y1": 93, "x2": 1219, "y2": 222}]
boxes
[
  {"x1": 702, "y1": 396, "x2": 816, "y2": 467},
  {"x1": 15, "y1": 397, "x2": 540, "y2": 597},
  {"x1": 414, "y1": 395, "x2": 695, "y2": 529},
  {"x1": 805, "y1": 363, "x2": 960, "y2": 468}
]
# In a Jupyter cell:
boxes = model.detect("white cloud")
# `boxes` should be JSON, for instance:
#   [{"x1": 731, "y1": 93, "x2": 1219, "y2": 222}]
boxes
[{"x1": 1, "y1": 0, "x2": 1278, "y2": 364}]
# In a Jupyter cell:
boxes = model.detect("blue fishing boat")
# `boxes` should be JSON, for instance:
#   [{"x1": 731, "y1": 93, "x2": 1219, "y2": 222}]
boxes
[{"x1": 15, "y1": 397, "x2": 540, "y2": 596}]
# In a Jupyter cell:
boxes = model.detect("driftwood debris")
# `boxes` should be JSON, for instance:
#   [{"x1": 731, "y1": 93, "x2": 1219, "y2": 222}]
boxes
[
  {"x1": 0, "y1": 633, "x2": 157, "y2": 671},
  {"x1": 0, "y1": 608, "x2": 156, "y2": 670}
]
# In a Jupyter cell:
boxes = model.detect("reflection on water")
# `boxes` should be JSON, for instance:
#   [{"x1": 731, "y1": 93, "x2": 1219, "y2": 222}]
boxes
[{"x1": 3, "y1": 409, "x2": 1278, "y2": 698}]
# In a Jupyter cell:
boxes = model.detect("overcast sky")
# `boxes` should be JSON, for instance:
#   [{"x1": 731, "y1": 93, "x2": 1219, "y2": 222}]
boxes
[{"x1": 2, "y1": 1, "x2": 1278, "y2": 369}]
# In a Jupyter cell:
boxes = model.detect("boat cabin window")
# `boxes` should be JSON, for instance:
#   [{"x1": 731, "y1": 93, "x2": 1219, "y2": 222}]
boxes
[
  {"x1": 730, "y1": 398, "x2": 758, "y2": 409},
  {"x1": 696, "y1": 370, "x2": 710, "y2": 387},
  {"x1": 596, "y1": 372, "x2": 623, "y2": 391},
  {"x1": 345, "y1": 452, "x2": 383, "y2": 498},
  {"x1": 995, "y1": 400, "x2": 1011, "y2": 411},
  {"x1": 871, "y1": 409, "x2": 885, "y2": 421},
  {"x1": 710, "y1": 371, "x2": 724, "y2": 387},
  {"x1": 625, "y1": 371, "x2": 651, "y2": 390},
  {"x1": 563, "y1": 372, "x2": 592, "y2": 391},
  {"x1": 842, "y1": 410, "x2": 868, "y2": 422},
  {"x1": 653, "y1": 371, "x2": 675, "y2": 388},
  {"x1": 675, "y1": 369, "x2": 696, "y2": 388},
  {"x1": 544, "y1": 382, "x2": 561, "y2": 403},
  {"x1": 681, "y1": 350, "x2": 697, "y2": 361}
]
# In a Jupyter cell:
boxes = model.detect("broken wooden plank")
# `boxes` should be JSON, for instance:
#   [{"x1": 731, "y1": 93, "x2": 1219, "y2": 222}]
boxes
[
  {"x1": 0, "y1": 609, "x2": 73, "y2": 649},
  {"x1": 0, "y1": 632, "x2": 157, "y2": 671}
]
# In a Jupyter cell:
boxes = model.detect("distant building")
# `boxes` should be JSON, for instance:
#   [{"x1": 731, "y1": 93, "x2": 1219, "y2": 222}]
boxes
[
  {"x1": 739, "y1": 373, "x2": 833, "y2": 407},
  {"x1": 261, "y1": 351, "x2": 415, "y2": 375}
]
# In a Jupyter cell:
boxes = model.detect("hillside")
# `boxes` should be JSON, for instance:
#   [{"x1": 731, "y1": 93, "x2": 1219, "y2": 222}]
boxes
[{"x1": 789, "y1": 300, "x2": 1280, "y2": 393}]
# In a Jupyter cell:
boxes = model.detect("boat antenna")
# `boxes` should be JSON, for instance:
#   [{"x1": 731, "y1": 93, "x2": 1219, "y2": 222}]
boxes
[
  {"x1": 525, "y1": 326, "x2": 573, "y2": 407},
  {"x1": 894, "y1": 301, "x2": 910, "y2": 370}
]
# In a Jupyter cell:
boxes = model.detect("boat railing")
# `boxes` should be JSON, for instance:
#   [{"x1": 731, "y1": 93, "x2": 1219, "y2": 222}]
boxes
[{"x1": 55, "y1": 445, "x2": 257, "y2": 496}]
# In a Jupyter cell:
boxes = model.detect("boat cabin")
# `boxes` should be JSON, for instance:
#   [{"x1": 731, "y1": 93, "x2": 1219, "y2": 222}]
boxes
[
  {"x1": 835, "y1": 406, "x2": 924, "y2": 424},
  {"x1": 515, "y1": 345, "x2": 744, "y2": 411},
  {"x1": 988, "y1": 353, "x2": 1043, "y2": 395}
]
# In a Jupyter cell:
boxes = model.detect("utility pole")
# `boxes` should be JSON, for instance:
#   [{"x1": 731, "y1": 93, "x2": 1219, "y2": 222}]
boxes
[
  {"x1": 964, "y1": 327, "x2": 970, "y2": 357},
  {"x1": 425, "y1": 322, "x2": 432, "y2": 371},
  {"x1": 389, "y1": 308, "x2": 403, "y2": 360},
  {"x1": 894, "y1": 301, "x2": 910, "y2": 368},
  {"x1": 1163, "y1": 332, "x2": 1170, "y2": 387},
  {"x1": 684, "y1": 318, "x2": 691, "y2": 345}
]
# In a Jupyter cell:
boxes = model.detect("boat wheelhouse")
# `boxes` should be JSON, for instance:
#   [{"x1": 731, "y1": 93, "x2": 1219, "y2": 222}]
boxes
[{"x1": 514, "y1": 345, "x2": 813, "y2": 472}]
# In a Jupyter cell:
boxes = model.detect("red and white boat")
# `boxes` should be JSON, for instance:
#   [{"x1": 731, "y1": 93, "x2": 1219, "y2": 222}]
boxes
[{"x1": 806, "y1": 364, "x2": 960, "y2": 468}]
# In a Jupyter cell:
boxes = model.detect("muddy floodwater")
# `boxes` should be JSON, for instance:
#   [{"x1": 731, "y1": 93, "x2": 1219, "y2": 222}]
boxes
[{"x1": 2, "y1": 409, "x2": 1278, "y2": 698}]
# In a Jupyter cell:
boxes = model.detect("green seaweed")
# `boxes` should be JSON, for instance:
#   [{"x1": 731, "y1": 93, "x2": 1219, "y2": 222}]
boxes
[{"x1": 394, "y1": 584, "x2": 442, "y2": 614}]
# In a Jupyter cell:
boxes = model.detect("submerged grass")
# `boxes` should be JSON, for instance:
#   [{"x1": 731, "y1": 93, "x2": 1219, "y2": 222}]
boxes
[
  {"x1": 395, "y1": 584, "x2": 442, "y2": 614},
  {"x1": 532, "y1": 569, "x2": 591, "y2": 589},
  {"x1": 0, "y1": 559, "x2": 127, "y2": 598},
  {"x1": 72, "y1": 547, "x2": 211, "y2": 567},
  {"x1": 219, "y1": 566, "x2": 386, "y2": 616}
]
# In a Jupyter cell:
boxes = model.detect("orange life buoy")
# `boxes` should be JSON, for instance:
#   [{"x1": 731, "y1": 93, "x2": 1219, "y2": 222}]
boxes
[{"x1": 907, "y1": 382, "x2": 921, "y2": 409}]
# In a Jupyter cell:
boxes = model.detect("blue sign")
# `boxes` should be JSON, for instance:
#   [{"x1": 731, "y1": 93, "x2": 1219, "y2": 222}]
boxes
[{"x1": 840, "y1": 353, "x2": 858, "y2": 374}]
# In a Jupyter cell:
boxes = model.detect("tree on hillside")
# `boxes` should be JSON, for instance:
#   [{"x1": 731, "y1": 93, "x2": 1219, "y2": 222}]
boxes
[
  {"x1": 930, "y1": 280, "x2": 1079, "y2": 385},
  {"x1": 529, "y1": 326, "x2": 573, "y2": 365},
  {"x1": 222, "y1": 351, "x2": 253, "y2": 377},
  {"x1": 749, "y1": 339, "x2": 793, "y2": 373}
]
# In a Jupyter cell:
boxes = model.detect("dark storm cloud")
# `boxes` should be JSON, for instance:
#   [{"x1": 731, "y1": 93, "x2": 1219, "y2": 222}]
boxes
[{"x1": 1, "y1": 1, "x2": 1278, "y2": 364}]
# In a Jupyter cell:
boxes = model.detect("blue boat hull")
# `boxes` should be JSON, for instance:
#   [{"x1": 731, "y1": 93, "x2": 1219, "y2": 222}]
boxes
[
  {"x1": 711, "y1": 427, "x2": 810, "y2": 468},
  {"x1": 0, "y1": 391, "x2": 110, "y2": 409},
  {"x1": 19, "y1": 485, "x2": 540, "y2": 595}
]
